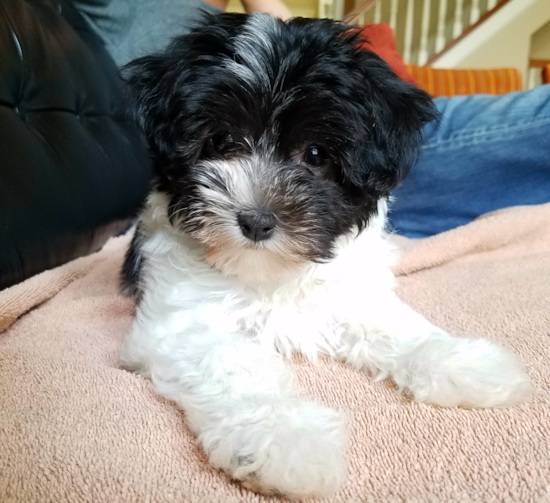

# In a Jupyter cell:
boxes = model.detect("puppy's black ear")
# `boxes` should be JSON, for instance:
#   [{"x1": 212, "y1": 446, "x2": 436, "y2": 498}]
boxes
[
  {"x1": 123, "y1": 53, "x2": 178, "y2": 162},
  {"x1": 367, "y1": 68, "x2": 438, "y2": 191},
  {"x1": 344, "y1": 36, "x2": 439, "y2": 195},
  {"x1": 122, "y1": 12, "x2": 250, "y2": 168}
]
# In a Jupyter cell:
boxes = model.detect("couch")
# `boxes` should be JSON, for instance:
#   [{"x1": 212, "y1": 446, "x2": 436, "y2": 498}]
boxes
[{"x1": 0, "y1": 0, "x2": 150, "y2": 291}]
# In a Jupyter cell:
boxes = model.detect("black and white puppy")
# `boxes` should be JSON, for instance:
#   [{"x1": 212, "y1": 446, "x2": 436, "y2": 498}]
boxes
[{"x1": 120, "y1": 13, "x2": 533, "y2": 498}]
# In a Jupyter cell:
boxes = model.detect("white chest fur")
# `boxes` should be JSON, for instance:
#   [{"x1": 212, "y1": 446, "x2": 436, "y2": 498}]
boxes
[{"x1": 133, "y1": 192, "x2": 397, "y2": 359}]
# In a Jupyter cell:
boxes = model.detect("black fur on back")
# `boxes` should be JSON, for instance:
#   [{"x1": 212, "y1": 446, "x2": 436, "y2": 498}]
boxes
[{"x1": 121, "y1": 224, "x2": 145, "y2": 298}]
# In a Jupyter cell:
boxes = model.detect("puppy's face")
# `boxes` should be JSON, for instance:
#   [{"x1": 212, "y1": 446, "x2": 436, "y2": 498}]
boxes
[{"x1": 127, "y1": 14, "x2": 436, "y2": 281}]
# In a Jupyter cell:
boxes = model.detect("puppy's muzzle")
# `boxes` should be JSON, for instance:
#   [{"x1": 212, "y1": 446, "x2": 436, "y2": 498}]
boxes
[{"x1": 237, "y1": 211, "x2": 277, "y2": 242}]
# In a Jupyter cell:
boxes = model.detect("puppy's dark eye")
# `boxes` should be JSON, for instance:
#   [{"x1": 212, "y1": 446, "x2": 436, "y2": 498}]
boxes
[
  {"x1": 302, "y1": 146, "x2": 326, "y2": 168},
  {"x1": 291, "y1": 144, "x2": 333, "y2": 179},
  {"x1": 204, "y1": 132, "x2": 247, "y2": 160},
  {"x1": 211, "y1": 133, "x2": 236, "y2": 155}
]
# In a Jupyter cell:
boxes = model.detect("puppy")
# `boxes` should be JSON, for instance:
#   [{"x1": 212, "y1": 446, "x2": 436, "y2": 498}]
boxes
[{"x1": 120, "y1": 13, "x2": 533, "y2": 498}]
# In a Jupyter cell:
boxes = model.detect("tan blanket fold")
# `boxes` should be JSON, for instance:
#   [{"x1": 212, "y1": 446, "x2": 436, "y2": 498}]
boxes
[
  {"x1": 0, "y1": 238, "x2": 122, "y2": 334},
  {"x1": 1, "y1": 204, "x2": 549, "y2": 502},
  {"x1": 394, "y1": 203, "x2": 550, "y2": 276}
]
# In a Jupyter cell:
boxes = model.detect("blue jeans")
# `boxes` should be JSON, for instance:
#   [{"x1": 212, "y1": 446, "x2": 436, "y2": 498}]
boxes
[{"x1": 389, "y1": 85, "x2": 550, "y2": 238}]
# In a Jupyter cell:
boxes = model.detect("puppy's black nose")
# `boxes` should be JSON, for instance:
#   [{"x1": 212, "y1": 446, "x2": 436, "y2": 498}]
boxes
[{"x1": 238, "y1": 211, "x2": 276, "y2": 242}]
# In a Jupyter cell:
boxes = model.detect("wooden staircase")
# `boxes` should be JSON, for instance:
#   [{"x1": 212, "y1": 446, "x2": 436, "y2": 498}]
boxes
[{"x1": 339, "y1": 0, "x2": 512, "y2": 66}]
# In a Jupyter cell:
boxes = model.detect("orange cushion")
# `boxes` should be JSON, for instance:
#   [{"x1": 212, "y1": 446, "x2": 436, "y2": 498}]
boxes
[{"x1": 406, "y1": 65, "x2": 523, "y2": 97}]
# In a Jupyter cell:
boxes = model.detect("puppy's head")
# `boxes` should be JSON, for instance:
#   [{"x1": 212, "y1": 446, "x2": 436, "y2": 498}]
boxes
[{"x1": 126, "y1": 13, "x2": 436, "y2": 282}]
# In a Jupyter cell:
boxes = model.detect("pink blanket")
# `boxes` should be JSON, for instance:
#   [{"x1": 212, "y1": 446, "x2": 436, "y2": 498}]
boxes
[{"x1": 1, "y1": 204, "x2": 549, "y2": 502}]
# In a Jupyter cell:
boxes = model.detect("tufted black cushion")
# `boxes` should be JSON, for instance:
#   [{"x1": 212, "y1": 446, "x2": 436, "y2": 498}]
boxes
[{"x1": 0, "y1": 0, "x2": 150, "y2": 290}]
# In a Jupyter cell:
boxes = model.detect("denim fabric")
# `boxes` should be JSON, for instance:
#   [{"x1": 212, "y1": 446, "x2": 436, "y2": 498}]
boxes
[{"x1": 389, "y1": 85, "x2": 550, "y2": 237}]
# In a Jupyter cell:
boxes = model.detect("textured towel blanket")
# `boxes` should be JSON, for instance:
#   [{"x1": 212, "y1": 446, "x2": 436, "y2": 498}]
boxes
[{"x1": 1, "y1": 204, "x2": 549, "y2": 502}]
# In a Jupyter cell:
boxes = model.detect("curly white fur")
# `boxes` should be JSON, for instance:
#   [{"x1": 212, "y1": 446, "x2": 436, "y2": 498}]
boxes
[{"x1": 120, "y1": 192, "x2": 533, "y2": 499}]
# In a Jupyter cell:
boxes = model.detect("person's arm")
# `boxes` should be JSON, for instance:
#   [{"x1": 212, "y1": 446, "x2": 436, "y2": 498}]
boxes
[
  {"x1": 240, "y1": 0, "x2": 292, "y2": 19},
  {"x1": 203, "y1": 0, "x2": 292, "y2": 20},
  {"x1": 203, "y1": 0, "x2": 230, "y2": 9}
]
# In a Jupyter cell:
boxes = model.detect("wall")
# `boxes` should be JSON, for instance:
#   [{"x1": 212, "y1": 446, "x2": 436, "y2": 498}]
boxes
[
  {"x1": 433, "y1": 0, "x2": 550, "y2": 88},
  {"x1": 531, "y1": 19, "x2": 550, "y2": 60}
]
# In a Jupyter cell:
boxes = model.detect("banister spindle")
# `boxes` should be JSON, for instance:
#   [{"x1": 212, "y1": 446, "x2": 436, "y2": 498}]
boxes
[
  {"x1": 390, "y1": 0, "x2": 399, "y2": 31},
  {"x1": 403, "y1": 0, "x2": 415, "y2": 64},
  {"x1": 374, "y1": 0, "x2": 382, "y2": 24},
  {"x1": 470, "y1": 0, "x2": 480, "y2": 25},
  {"x1": 418, "y1": 0, "x2": 431, "y2": 65},
  {"x1": 453, "y1": 0, "x2": 464, "y2": 39},
  {"x1": 435, "y1": 0, "x2": 448, "y2": 53}
]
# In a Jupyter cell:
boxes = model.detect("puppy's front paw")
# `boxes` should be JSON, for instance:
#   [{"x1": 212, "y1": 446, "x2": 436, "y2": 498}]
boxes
[
  {"x1": 399, "y1": 336, "x2": 534, "y2": 408},
  {"x1": 205, "y1": 399, "x2": 348, "y2": 499}
]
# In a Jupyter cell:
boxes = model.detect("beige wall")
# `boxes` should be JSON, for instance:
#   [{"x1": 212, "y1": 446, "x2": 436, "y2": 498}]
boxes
[
  {"x1": 531, "y1": 19, "x2": 550, "y2": 60},
  {"x1": 433, "y1": 0, "x2": 550, "y2": 88},
  {"x1": 226, "y1": 0, "x2": 318, "y2": 18}
]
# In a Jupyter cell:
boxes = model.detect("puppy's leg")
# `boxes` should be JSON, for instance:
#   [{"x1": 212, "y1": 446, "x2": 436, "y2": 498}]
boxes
[
  {"x1": 337, "y1": 293, "x2": 533, "y2": 408},
  {"x1": 120, "y1": 328, "x2": 347, "y2": 498}
]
